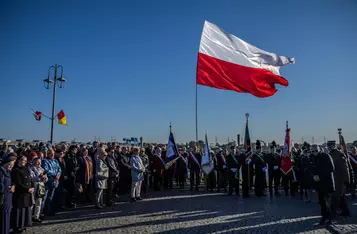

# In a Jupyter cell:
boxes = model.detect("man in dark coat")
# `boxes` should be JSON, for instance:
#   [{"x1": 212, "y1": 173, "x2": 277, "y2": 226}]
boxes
[
  {"x1": 118, "y1": 147, "x2": 131, "y2": 194},
  {"x1": 106, "y1": 148, "x2": 119, "y2": 205},
  {"x1": 328, "y1": 141, "x2": 351, "y2": 217},
  {"x1": 312, "y1": 144, "x2": 335, "y2": 225},
  {"x1": 188, "y1": 146, "x2": 201, "y2": 191},
  {"x1": 301, "y1": 145, "x2": 315, "y2": 202},
  {"x1": 252, "y1": 140, "x2": 267, "y2": 197},
  {"x1": 175, "y1": 149, "x2": 187, "y2": 189},
  {"x1": 264, "y1": 141, "x2": 281, "y2": 197},
  {"x1": 64, "y1": 145, "x2": 80, "y2": 208},
  {"x1": 226, "y1": 147, "x2": 240, "y2": 196},
  {"x1": 215, "y1": 149, "x2": 228, "y2": 193}
]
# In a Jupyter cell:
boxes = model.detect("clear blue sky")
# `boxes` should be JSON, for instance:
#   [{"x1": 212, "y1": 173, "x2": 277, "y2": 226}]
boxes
[{"x1": 1, "y1": 0, "x2": 356, "y2": 144}]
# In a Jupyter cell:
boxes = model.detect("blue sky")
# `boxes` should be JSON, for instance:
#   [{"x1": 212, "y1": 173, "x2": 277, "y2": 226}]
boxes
[{"x1": 1, "y1": 0, "x2": 356, "y2": 144}]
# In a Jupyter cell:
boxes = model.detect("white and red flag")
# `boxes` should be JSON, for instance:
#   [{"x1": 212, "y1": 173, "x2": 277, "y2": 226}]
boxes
[{"x1": 197, "y1": 21, "x2": 295, "y2": 98}]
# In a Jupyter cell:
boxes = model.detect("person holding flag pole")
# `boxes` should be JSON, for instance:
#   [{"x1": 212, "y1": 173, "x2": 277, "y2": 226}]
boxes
[
  {"x1": 280, "y1": 121, "x2": 297, "y2": 196},
  {"x1": 240, "y1": 113, "x2": 253, "y2": 198},
  {"x1": 201, "y1": 133, "x2": 215, "y2": 192}
]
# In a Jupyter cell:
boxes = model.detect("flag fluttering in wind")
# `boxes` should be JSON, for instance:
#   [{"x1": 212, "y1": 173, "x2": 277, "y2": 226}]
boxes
[
  {"x1": 57, "y1": 110, "x2": 67, "y2": 126},
  {"x1": 31, "y1": 110, "x2": 42, "y2": 121},
  {"x1": 339, "y1": 130, "x2": 357, "y2": 167},
  {"x1": 280, "y1": 121, "x2": 293, "y2": 175},
  {"x1": 196, "y1": 21, "x2": 295, "y2": 98},
  {"x1": 201, "y1": 133, "x2": 214, "y2": 175},
  {"x1": 164, "y1": 124, "x2": 180, "y2": 169}
]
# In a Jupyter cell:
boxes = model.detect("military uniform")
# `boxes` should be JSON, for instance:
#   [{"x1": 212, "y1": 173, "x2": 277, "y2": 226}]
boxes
[
  {"x1": 239, "y1": 151, "x2": 252, "y2": 198},
  {"x1": 252, "y1": 141, "x2": 267, "y2": 197},
  {"x1": 226, "y1": 151, "x2": 240, "y2": 195},
  {"x1": 264, "y1": 141, "x2": 281, "y2": 196},
  {"x1": 329, "y1": 141, "x2": 350, "y2": 217}
]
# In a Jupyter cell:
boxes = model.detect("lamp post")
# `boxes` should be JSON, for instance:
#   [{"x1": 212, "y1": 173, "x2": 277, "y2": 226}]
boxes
[{"x1": 43, "y1": 64, "x2": 67, "y2": 143}]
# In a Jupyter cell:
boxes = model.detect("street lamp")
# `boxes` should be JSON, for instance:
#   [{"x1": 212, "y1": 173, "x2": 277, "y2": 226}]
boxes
[{"x1": 43, "y1": 64, "x2": 67, "y2": 143}]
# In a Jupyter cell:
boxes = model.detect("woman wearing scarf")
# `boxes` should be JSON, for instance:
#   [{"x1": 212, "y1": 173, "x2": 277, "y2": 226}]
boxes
[
  {"x1": 11, "y1": 155, "x2": 35, "y2": 233},
  {"x1": 0, "y1": 153, "x2": 17, "y2": 234},
  {"x1": 130, "y1": 148, "x2": 145, "y2": 203},
  {"x1": 29, "y1": 157, "x2": 48, "y2": 223}
]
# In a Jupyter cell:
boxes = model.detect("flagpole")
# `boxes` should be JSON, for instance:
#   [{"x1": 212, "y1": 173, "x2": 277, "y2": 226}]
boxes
[{"x1": 195, "y1": 83, "x2": 198, "y2": 143}]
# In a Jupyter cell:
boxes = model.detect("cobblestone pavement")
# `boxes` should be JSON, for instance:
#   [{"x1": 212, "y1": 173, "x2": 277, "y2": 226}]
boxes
[{"x1": 29, "y1": 188, "x2": 357, "y2": 234}]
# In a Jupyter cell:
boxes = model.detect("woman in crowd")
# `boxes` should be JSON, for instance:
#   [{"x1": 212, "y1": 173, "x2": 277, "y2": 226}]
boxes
[
  {"x1": 0, "y1": 153, "x2": 17, "y2": 234},
  {"x1": 130, "y1": 148, "x2": 145, "y2": 203},
  {"x1": 29, "y1": 157, "x2": 48, "y2": 223},
  {"x1": 79, "y1": 147, "x2": 93, "y2": 204},
  {"x1": 95, "y1": 148, "x2": 108, "y2": 209},
  {"x1": 64, "y1": 145, "x2": 79, "y2": 208},
  {"x1": 11, "y1": 155, "x2": 35, "y2": 233},
  {"x1": 52, "y1": 149, "x2": 66, "y2": 214}
]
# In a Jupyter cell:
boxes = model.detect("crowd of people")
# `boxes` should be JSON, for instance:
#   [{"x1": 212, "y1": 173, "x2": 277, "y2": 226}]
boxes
[{"x1": 0, "y1": 139, "x2": 356, "y2": 233}]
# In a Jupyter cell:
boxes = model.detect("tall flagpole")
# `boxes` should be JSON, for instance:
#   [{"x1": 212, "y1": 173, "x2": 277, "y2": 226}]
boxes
[{"x1": 195, "y1": 83, "x2": 198, "y2": 143}]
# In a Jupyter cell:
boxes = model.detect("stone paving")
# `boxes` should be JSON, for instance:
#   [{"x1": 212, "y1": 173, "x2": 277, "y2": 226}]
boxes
[{"x1": 28, "y1": 188, "x2": 357, "y2": 234}]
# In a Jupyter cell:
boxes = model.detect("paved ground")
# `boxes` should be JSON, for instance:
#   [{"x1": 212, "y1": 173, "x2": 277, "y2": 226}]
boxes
[{"x1": 29, "y1": 188, "x2": 357, "y2": 234}]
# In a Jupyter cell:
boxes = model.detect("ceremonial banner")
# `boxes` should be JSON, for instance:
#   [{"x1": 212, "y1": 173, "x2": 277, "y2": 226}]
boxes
[
  {"x1": 280, "y1": 123, "x2": 293, "y2": 174},
  {"x1": 244, "y1": 118, "x2": 251, "y2": 151},
  {"x1": 201, "y1": 133, "x2": 214, "y2": 175},
  {"x1": 196, "y1": 21, "x2": 295, "y2": 98},
  {"x1": 164, "y1": 126, "x2": 180, "y2": 169},
  {"x1": 189, "y1": 153, "x2": 201, "y2": 169},
  {"x1": 339, "y1": 131, "x2": 357, "y2": 167},
  {"x1": 57, "y1": 110, "x2": 68, "y2": 126}
]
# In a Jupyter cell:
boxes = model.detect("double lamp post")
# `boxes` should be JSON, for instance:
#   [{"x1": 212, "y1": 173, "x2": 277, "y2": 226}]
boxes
[{"x1": 43, "y1": 64, "x2": 67, "y2": 143}]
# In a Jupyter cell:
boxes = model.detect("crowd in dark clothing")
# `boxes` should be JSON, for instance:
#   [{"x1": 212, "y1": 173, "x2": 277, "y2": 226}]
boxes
[
  {"x1": 204, "y1": 140, "x2": 356, "y2": 225},
  {"x1": 1, "y1": 139, "x2": 356, "y2": 233},
  {"x1": 0, "y1": 141, "x2": 181, "y2": 234}
]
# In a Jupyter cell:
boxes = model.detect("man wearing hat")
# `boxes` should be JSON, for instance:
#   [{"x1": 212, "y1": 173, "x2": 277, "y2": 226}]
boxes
[
  {"x1": 239, "y1": 147, "x2": 252, "y2": 198},
  {"x1": 225, "y1": 147, "x2": 240, "y2": 196},
  {"x1": 311, "y1": 144, "x2": 335, "y2": 225},
  {"x1": 328, "y1": 140, "x2": 351, "y2": 217},
  {"x1": 264, "y1": 141, "x2": 281, "y2": 197},
  {"x1": 252, "y1": 140, "x2": 267, "y2": 197}
]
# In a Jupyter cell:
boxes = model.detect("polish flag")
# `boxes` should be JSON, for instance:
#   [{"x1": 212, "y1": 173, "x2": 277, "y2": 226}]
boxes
[{"x1": 197, "y1": 21, "x2": 295, "y2": 98}]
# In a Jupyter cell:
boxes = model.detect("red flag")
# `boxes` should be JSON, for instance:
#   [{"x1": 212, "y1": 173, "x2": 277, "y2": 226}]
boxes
[
  {"x1": 280, "y1": 124, "x2": 293, "y2": 174},
  {"x1": 196, "y1": 21, "x2": 294, "y2": 98},
  {"x1": 32, "y1": 110, "x2": 42, "y2": 121}
]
